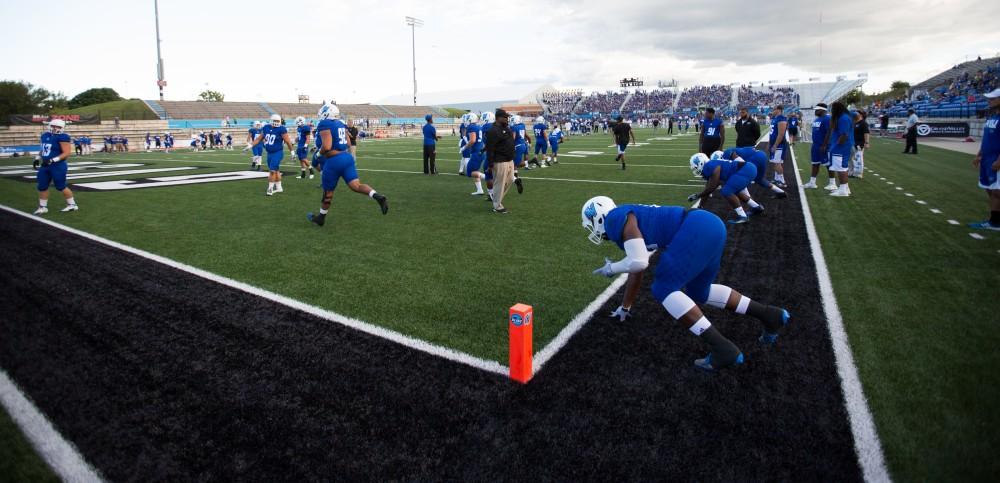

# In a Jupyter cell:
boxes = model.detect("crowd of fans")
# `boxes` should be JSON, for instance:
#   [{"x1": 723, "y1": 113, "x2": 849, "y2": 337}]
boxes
[
  {"x1": 676, "y1": 84, "x2": 732, "y2": 109},
  {"x1": 930, "y1": 61, "x2": 1000, "y2": 101},
  {"x1": 576, "y1": 90, "x2": 628, "y2": 114},
  {"x1": 621, "y1": 89, "x2": 676, "y2": 112},
  {"x1": 736, "y1": 86, "x2": 800, "y2": 108},
  {"x1": 541, "y1": 90, "x2": 583, "y2": 116}
]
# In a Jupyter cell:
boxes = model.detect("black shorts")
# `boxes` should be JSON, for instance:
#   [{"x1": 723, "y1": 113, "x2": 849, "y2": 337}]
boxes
[
  {"x1": 700, "y1": 137, "x2": 721, "y2": 155},
  {"x1": 788, "y1": 127, "x2": 799, "y2": 136}
]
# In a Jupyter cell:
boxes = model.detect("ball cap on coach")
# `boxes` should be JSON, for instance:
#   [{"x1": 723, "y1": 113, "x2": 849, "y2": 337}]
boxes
[
  {"x1": 495, "y1": 108, "x2": 510, "y2": 119},
  {"x1": 811, "y1": 103, "x2": 829, "y2": 112}
]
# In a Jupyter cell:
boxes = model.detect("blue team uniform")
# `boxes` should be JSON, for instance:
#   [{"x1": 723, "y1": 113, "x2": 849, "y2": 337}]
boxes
[
  {"x1": 533, "y1": 123, "x2": 548, "y2": 154},
  {"x1": 548, "y1": 129, "x2": 563, "y2": 153},
  {"x1": 37, "y1": 131, "x2": 71, "y2": 191},
  {"x1": 513, "y1": 122, "x2": 528, "y2": 165},
  {"x1": 979, "y1": 114, "x2": 1000, "y2": 189},
  {"x1": 296, "y1": 125, "x2": 312, "y2": 160},
  {"x1": 261, "y1": 124, "x2": 288, "y2": 170},
  {"x1": 164, "y1": 134, "x2": 173, "y2": 148},
  {"x1": 788, "y1": 116, "x2": 800, "y2": 135},
  {"x1": 604, "y1": 205, "x2": 727, "y2": 304},
  {"x1": 315, "y1": 118, "x2": 358, "y2": 191},
  {"x1": 811, "y1": 114, "x2": 831, "y2": 165},
  {"x1": 702, "y1": 158, "x2": 757, "y2": 196},
  {"x1": 723, "y1": 147, "x2": 771, "y2": 188},
  {"x1": 248, "y1": 127, "x2": 263, "y2": 156},
  {"x1": 702, "y1": 118, "x2": 722, "y2": 139},
  {"x1": 768, "y1": 114, "x2": 787, "y2": 161},
  {"x1": 464, "y1": 123, "x2": 484, "y2": 176},
  {"x1": 828, "y1": 113, "x2": 854, "y2": 170},
  {"x1": 226, "y1": 134, "x2": 233, "y2": 147}
]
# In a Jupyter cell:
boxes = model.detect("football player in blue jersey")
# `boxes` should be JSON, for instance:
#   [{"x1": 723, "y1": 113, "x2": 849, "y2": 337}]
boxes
[
  {"x1": 529, "y1": 116, "x2": 549, "y2": 168},
  {"x1": 458, "y1": 113, "x2": 470, "y2": 174},
  {"x1": 511, "y1": 114, "x2": 528, "y2": 193},
  {"x1": 307, "y1": 103, "x2": 388, "y2": 226},
  {"x1": 225, "y1": 132, "x2": 233, "y2": 150},
  {"x1": 767, "y1": 105, "x2": 789, "y2": 187},
  {"x1": 969, "y1": 88, "x2": 1000, "y2": 230},
  {"x1": 802, "y1": 103, "x2": 836, "y2": 190},
  {"x1": 294, "y1": 116, "x2": 314, "y2": 179},
  {"x1": 722, "y1": 147, "x2": 787, "y2": 199},
  {"x1": 548, "y1": 124, "x2": 565, "y2": 164},
  {"x1": 463, "y1": 113, "x2": 489, "y2": 196},
  {"x1": 699, "y1": 108, "x2": 724, "y2": 155},
  {"x1": 32, "y1": 119, "x2": 78, "y2": 215},
  {"x1": 687, "y1": 152, "x2": 759, "y2": 224},
  {"x1": 144, "y1": 132, "x2": 151, "y2": 152},
  {"x1": 163, "y1": 132, "x2": 173, "y2": 154},
  {"x1": 249, "y1": 114, "x2": 296, "y2": 195},
  {"x1": 480, "y1": 111, "x2": 497, "y2": 199},
  {"x1": 583, "y1": 196, "x2": 790, "y2": 371},
  {"x1": 825, "y1": 102, "x2": 855, "y2": 197},
  {"x1": 246, "y1": 121, "x2": 264, "y2": 170}
]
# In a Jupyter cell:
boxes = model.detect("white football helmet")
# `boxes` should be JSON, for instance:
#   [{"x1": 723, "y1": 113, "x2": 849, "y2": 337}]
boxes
[
  {"x1": 581, "y1": 196, "x2": 617, "y2": 245},
  {"x1": 459, "y1": 113, "x2": 469, "y2": 125},
  {"x1": 710, "y1": 150, "x2": 725, "y2": 161},
  {"x1": 48, "y1": 119, "x2": 66, "y2": 133},
  {"x1": 253, "y1": 120, "x2": 263, "y2": 129},
  {"x1": 690, "y1": 153, "x2": 709, "y2": 177},
  {"x1": 481, "y1": 111, "x2": 495, "y2": 123},
  {"x1": 511, "y1": 114, "x2": 522, "y2": 125},
  {"x1": 318, "y1": 102, "x2": 340, "y2": 120},
  {"x1": 270, "y1": 114, "x2": 282, "y2": 127},
  {"x1": 467, "y1": 112, "x2": 479, "y2": 124},
  {"x1": 536, "y1": 116, "x2": 545, "y2": 123},
  {"x1": 295, "y1": 116, "x2": 306, "y2": 127}
]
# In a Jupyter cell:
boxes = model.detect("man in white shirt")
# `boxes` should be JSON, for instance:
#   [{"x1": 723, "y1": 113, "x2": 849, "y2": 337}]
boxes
[{"x1": 904, "y1": 109, "x2": 919, "y2": 154}]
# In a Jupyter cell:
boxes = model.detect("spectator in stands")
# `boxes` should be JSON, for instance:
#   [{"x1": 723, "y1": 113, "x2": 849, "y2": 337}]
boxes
[
  {"x1": 734, "y1": 108, "x2": 760, "y2": 147},
  {"x1": 699, "y1": 108, "x2": 724, "y2": 155},
  {"x1": 904, "y1": 109, "x2": 919, "y2": 154},
  {"x1": 969, "y1": 88, "x2": 1000, "y2": 231}
]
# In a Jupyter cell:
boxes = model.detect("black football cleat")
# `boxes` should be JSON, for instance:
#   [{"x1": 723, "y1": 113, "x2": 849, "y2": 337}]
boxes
[
  {"x1": 773, "y1": 191, "x2": 788, "y2": 199},
  {"x1": 373, "y1": 193, "x2": 389, "y2": 215},
  {"x1": 307, "y1": 212, "x2": 326, "y2": 227},
  {"x1": 515, "y1": 177, "x2": 523, "y2": 194}
]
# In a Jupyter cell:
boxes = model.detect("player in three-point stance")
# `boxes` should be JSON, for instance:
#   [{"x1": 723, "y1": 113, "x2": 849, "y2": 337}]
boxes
[
  {"x1": 307, "y1": 103, "x2": 389, "y2": 227},
  {"x1": 249, "y1": 114, "x2": 296, "y2": 196},
  {"x1": 32, "y1": 119, "x2": 79, "y2": 215},
  {"x1": 294, "y1": 116, "x2": 314, "y2": 179},
  {"x1": 582, "y1": 197, "x2": 790, "y2": 371},
  {"x1": 721, "y1": 147, "x2": 788, "y2": 199},
  {"x1": 688, "y1": 152, "x2": 759, "y2": 224}
]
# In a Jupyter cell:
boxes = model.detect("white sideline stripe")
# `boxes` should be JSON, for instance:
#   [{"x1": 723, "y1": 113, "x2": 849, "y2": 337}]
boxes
[
  {"x1": 905, "y1": 193, "x2": 914, "y2": 197},
  {"x1": 790, "y1": 147, "x2": 891, "y2": 482},
  {"x1": 930, "y1": 209, "x2": 942, "y2": 214},
  {"x1": 969, "y1": 233, "x2": 985, "y2": 240},
  {"x1": 948, "y1": 219, "x2": 960, "y2": 225},
  {"x1": 0, "y1": 204, "x2": 508, "y2": 378},
  {"x1": 0, "y1": 368, "x2": 104, "y2": 483},
  {"x1": 532, "y1": 275, "x2": 628, "y2": 373},
  {"x1": 895, "y1": 187, "x2": 903, "y2": 191},
  {"x1": 915, "y1": 200, "x2": 927, "y2": 205}
]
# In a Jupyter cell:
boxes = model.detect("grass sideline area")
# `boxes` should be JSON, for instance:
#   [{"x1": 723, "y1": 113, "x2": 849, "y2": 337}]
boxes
[
  {"x1": 0, "y1": 128, "x2": 996, "y2": 479},
  {"x1": 0, "y1": 401, "x2": 59, "y2": 482},
  {"x1": 793, "y1": 138, "x2": 1000, "y2": 482},
  {"x1": 52, "y1": 99, "x2": 158, "y2": 120}
]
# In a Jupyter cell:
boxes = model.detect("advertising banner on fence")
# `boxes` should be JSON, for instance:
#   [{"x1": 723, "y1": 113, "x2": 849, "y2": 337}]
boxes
[
  {"x1": 8, "y1": 114, "x2": 100, "y2": 125},
  {"x1": 915, "y1": 122, "x2": 969, "y2": 138},
  {"x1": 0, "y1": 145, "x2": 41, "y2": 154}
]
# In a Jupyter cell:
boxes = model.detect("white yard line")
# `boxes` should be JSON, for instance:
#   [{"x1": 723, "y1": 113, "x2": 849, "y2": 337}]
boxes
[
  {"x1": 791, "y1": 148, "x2": 892, "y2": 483},
  {"x1": 0, "y1": 369, "x2": 104, "y2": 482}
]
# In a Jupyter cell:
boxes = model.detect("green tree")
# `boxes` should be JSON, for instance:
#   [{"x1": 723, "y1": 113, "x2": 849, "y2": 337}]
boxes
[
  {"x1": 68, "y1": 87, "x2": 121, "y2": 109},
  {"x1": 890, "y1": 81, "x2": 911, "y2": 90},
  {"x1": 0, "y1": 80, "x2": 68, "y2": 122},
  {"x1": 198, "y1": 90, "x2": 225, "y2": 102},
  {"x1": 841, "y1": 88, "x2": 862, "y2": 105}
]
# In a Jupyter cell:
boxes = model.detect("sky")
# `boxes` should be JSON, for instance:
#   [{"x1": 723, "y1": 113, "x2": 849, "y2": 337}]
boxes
[{"x1": 2, "y1": 0, "x2": 998, "y2": 105}]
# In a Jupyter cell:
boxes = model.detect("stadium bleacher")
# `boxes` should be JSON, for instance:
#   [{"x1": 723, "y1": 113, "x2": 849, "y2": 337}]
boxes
[
  {"x1": 621, "y1": 89, "x2": 675, "y2": 113},
  {"x1": 874, "y1": 57, "x2": 998, "y2": 118}
]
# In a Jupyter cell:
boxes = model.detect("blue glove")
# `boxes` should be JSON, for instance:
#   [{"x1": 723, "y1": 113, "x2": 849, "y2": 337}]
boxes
[{"x1": 592, "y1": 258, "x2": 614, "y2": 277}]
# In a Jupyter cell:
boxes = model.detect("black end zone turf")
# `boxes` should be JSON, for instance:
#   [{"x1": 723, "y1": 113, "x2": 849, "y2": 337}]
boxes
[{"x1": 0, "y1": 158, "x2": 861, "y2": 480}]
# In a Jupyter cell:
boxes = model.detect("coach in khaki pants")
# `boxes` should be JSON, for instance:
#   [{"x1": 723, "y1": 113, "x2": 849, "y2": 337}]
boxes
[{"x1": 485, "y1": 109, "x2": 516, "y2": 213}]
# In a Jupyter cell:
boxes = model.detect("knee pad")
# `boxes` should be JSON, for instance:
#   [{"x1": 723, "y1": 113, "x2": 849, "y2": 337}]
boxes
[
  {"x1": 662, "y1": 291, "x2": 696, "y2": 320},
  {"x1": 707, "y1": 284, "x2": 732, "y2": 309}
]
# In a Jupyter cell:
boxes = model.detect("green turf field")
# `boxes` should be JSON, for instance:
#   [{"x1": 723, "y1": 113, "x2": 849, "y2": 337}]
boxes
[{"x1": 1, "y1": 128, "x2": 997, "y2": 480}]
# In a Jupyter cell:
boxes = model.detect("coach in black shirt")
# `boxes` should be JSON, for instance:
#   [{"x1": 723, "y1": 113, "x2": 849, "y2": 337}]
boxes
[
  {"x1": 485, "y1": 109, "x2": 517, "y2": 213},
  {"x1": 734, "y1": 107, "x2": 761, "y2": 147}
]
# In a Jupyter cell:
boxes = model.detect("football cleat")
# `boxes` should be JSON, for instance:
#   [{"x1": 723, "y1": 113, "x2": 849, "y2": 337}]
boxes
[
  {"x1": 824, "y1": 183, "x2": 838, "y2": 191},
  {"x1": 266, "y1": 187, "x2": 274, "y2": 196},
  {"x1": 309, "y1": 174, "x2": 314, "y2": 179},
  {"x1": 60, "y1": 205, "x2": 79, "y2": 212},
  {"x1": 515, "y1": 177, "x2": 523, "y2": 194},
  {"x1": 830, "y1": 189, "x2": 850, "y2": 197},
  {"x1": 307, "y1": 212, "x2": 326, "y2": 226},
  {"x1": 759, "y1": 308, "x2": 792, "y2": 345},
  {"x1": 802, "y1": 181, "x2": 817, "y2": 189},
  {"x1": 373, "y1": 193, "x2": 389, "y2": 214},
  {"x1": 33, "y1": 206, "x2": 48, "y2": 215},
  {"x1": 727, "y1": 215, "x2": 749, "y2": 224},
  {"x1": 772, "y1": 191, "x2": 788, "y2": 199},
  {"x1": 968, "y1": 220, "x2": 1000, "y2": 231},
  {"x1": 694, "y1": 352, "x2": 745, "y2": 372},
  {"x1": 748, "y1": 205, "x2": 765, "y2": 216},
  {"x1": 493, "y1": 207, "x2": 508, "y2": 214}
]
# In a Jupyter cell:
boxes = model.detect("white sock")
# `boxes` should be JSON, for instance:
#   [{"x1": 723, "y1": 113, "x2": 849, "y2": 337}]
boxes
[
  {"x1": 735, "y1": 207, "x2": 747, "y2": 217},
  {"x1": 276, "y1": 182, "x2": 282, "y2": 190},
  {"x1": 268, "y1": 182, "x2": 275, "y2": 190},
  {"x1": 747, "y1": 199, "x2": 760, "y2": 209},
  {"x1": 319, "y1": 208, "x2": 328, "y2": 214},
  {"x1": 368, "y1": 190, "x2": 377, "y2": 198},
  {"x1": 771, "y1": 185, "x2": 785, "y2": 193},
  {"x1": 474, "y1": 179, "x2": 483, "y2": 192},
  {"x1": 809, "y1": 176, "x2": 816, "y2": 184},
  {"x1": 39, "y1": 199, "x2": 48, "y2": 208},
  {"x1": 66, "y1": 197, "x2": 76, "y2": 206}
]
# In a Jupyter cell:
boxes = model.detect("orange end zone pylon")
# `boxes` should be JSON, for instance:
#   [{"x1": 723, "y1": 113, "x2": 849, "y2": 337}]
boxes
[{"x1": 509, "y1": 304, "x2": 533, "y2": 383}]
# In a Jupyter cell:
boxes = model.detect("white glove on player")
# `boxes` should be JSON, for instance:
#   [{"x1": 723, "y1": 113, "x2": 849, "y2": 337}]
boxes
[
  {"x1": 609, "y1": 305, "x2": 632, "y2": 321},
  {"x1": 592, "y1": 258, "x2": 614, "y2": 277}
]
